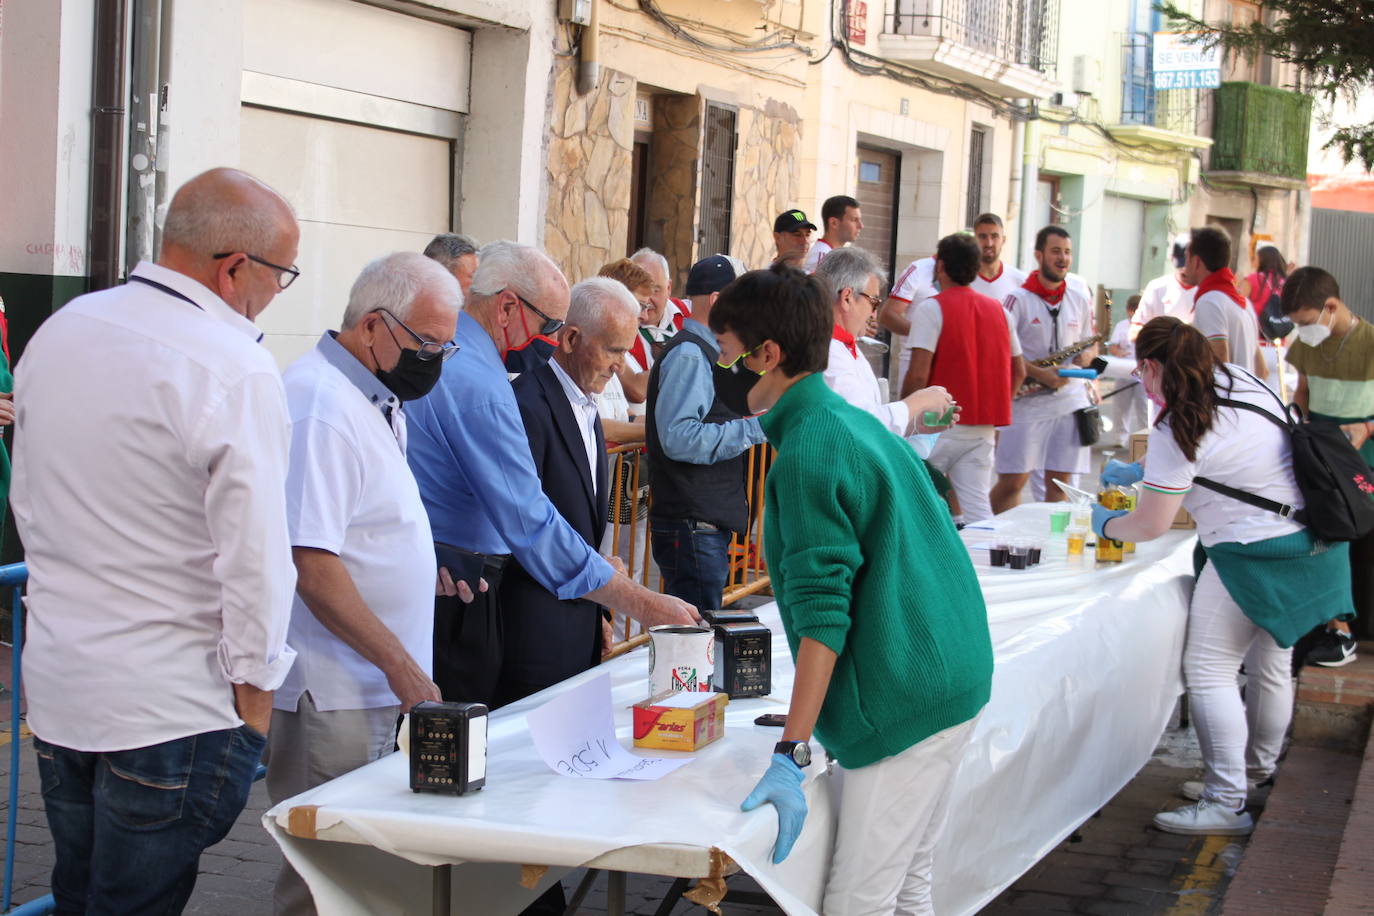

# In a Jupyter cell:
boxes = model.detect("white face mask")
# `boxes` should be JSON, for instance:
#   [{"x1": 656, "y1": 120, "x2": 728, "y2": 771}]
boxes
[{"x1": 1296, "y1": 309, "x2": 1333, "y2": 347}]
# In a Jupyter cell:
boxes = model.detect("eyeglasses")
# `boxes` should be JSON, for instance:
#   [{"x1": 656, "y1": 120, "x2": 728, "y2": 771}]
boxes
[
  {"x1": 508, "y1": 289, "x2": 565, "y2": 336},
  {"x1": 855, "y1": 290, "x2": 883, "y2": 310},
  {"x1": 212, "y1": 252, "x2": 301, "y2": 290},
  {"x1": 637, "y1": 299, "x2": 654, "y2": 312},
  {"x1": 717, "y1": 343, "x2": 763, "y2": 370},
  {"x1": 375, "y1": 308, "x2": 460, "y2": 362}
]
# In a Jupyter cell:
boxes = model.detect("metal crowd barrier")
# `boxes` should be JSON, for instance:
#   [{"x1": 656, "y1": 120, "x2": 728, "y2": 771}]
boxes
[
  {"x1": 1, "y1": 562, "x2": 53, "y2": 916},
  {"x1": 602, "y1": 442, "x2": 774, "y2": 659},
  {"x1": 0, "y1": 563, "x2": 266, "y2": 916}
]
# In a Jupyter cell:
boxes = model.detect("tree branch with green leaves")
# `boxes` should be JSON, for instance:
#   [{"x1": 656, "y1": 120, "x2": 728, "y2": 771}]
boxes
[{"x1": 1154, "y1": 0, "x2": 1374, "y2": 168}]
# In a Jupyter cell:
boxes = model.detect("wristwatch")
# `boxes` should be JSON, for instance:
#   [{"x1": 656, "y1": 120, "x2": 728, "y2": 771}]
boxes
[{"x1": 774, "y1": 740, "x2": 812, "y2": 768}]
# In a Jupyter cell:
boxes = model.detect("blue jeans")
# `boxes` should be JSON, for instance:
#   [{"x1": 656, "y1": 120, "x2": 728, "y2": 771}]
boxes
[
  {"x1": 650, "y1": 518, "x2": 732, "y2": 612},
  {"x1": 34, "y1": 725, "x2": 267, "y2": 915}
]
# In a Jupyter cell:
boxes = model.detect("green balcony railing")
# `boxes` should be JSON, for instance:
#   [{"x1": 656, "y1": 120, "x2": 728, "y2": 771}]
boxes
[{"x1": 1209, "y1": 81, "x2": 1312, "y2": 181}]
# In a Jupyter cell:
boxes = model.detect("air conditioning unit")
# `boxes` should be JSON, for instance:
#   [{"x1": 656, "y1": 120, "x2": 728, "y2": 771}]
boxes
[{"x1": 1072, "y1": 55, "x2": 1101, "y2": 96}]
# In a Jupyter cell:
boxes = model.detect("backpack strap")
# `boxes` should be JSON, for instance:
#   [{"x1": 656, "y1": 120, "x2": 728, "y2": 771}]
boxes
[
  {"x1": 1193, "y1": 390, "x2": 1306, "y2": 523},
  {"x1": 1192, "y1": 475, "x2": 1304, "y2": 522}
]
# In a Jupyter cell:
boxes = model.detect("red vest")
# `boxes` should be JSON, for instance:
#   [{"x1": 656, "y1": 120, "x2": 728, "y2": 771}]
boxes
[{"x1": 926, "y1": 286, "x2": 1012, "y2": 427}]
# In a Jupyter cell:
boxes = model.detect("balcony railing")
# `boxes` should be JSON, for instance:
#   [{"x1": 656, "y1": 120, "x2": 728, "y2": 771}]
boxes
[
  {"x1": 1120, "y1": 89, "x2": 1199, "y2": 136},
  {"x1": 885, "y1": 0, "x2": 1059, "y2": 76},
  {"x1": 1208, "y1": 81, "x2": 1312, "y2": 183}
]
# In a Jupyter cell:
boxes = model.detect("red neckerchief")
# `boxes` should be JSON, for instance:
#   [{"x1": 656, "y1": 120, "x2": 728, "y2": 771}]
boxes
[
  {"x1": 630, "y1": 333, "x2": 649, "y2": 368},
  {"x1": 1197, "y1": 267, "x2": 1245, "y2": 308},
  {"x1": 1023, "y1": 271, "x2": 1066, "y2": 306},
  {"x1": 832, "y1": 323, "x2": 858, "y2": 359}
]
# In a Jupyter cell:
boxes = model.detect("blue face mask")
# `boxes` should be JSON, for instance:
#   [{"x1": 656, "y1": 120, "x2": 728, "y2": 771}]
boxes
[{"x1": 503, "y1": 334, "x2": 557, "y2": 374}]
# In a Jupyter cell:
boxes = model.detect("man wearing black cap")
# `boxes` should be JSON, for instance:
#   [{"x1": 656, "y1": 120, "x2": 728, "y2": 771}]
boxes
[
  {"x1": 773, "y1": 209, "x2": 817, "y2": 269},
  {"x1": 645, "y1": 255, "x2": 766, "y2": 611}
]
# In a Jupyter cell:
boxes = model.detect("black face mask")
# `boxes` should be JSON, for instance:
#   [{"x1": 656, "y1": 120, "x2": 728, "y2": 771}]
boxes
[
  {"x1": 373, "y1": 345, "x2": 444, "y2": 401},
  {"x1": 712, "y1": 361, "x2": 762, "y2": 417}
]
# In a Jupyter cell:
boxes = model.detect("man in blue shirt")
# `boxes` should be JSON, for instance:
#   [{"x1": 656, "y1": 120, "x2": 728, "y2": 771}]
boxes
[
  {"x1": 645, "y1": 255, "x2": 768, "y2": 611},
  {"x1": 407, "y1": 241, "x2": 698, "y2": 705}
]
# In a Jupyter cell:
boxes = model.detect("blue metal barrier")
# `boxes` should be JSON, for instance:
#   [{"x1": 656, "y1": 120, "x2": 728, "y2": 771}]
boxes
[
  {"x1": 0, "y1": 561, "x2": 52, "y2": 915},
  {"x1": 0, "y1": 561, "x2": 264, "y2": 915}
]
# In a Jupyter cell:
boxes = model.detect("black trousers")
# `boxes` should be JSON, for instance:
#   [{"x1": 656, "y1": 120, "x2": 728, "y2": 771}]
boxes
[
  {"x1": 1352, "y1": 527, "x2": 1374, "y2": 640},
  {"x1": 431, "y1": 554, "x2": 508, "y2": 707}
]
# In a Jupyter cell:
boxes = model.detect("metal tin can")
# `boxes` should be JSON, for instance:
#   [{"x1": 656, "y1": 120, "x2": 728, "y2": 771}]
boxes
[{"x1": 648, "y1": 625, "x2": 715, "y2": 695}]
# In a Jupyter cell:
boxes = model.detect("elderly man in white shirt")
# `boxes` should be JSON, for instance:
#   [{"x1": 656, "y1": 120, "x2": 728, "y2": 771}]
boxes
[
  {"x1": 817, "y1": 247, "x2": 954, "y2": 437},
  {"x1": 12, "y1": 168, "x2": 299, "y2": 914},
  {"x1": 268, "y1": 252, "x2": 463, "y2": 915}
]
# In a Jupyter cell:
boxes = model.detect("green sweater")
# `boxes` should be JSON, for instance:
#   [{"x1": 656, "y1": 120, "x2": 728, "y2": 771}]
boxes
[{"x1": 758, "y1": 373, "x2": 992, "y2": 768}]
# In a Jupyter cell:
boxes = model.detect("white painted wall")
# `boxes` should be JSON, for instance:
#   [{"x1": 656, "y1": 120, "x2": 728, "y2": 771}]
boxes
[{"x1": 0, "y1": 0, "x2": 96, "y2": 278}]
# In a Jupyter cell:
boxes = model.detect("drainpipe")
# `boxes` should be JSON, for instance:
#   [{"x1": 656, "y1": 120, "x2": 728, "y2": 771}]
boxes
[
  {"x1": 89, "y1": 0, "x2": 130, "y2": 291},
  {"x1": 1018, "y1": 102, "x2": 1040, "y2": 272},
  {"x1": 1008, "y1": 103, "x2": 1025, "y2": 242},
  {"x1": 578, "y1": 0, "x2": 600, "y2": 95},
  {"x1": 125, "y1": 0, "x2": 162, "y2": 272},
  {"x1": 153, "y1": 0, "x2": 175, "y2": 257}
]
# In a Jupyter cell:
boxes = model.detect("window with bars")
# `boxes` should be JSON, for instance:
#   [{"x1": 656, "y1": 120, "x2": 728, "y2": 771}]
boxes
[
  {"x1": 965, "y1": 125, "x2": 988, "y2": 230},
  {"x1": 699, "y1": 103, "x2": 736, "y2": 259}
]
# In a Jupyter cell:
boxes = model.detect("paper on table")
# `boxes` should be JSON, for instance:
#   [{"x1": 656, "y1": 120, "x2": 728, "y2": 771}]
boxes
[
  {"x1": 526, "y1": 672, "x2": 692, "y2": 781},
  {"x1": 964, "y1": 518, "x2": 1012, "y2": 532}
]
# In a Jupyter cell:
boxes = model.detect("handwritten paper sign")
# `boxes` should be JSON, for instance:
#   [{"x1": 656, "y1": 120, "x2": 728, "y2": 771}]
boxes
[{"x1": 526, "y1": 673, "x2": 692, "y2": 781}]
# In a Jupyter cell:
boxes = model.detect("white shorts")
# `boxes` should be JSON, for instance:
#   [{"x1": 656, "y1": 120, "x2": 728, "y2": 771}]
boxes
[{"x1": 995, "y1": 413, "x2": 1090, "y2": 476}]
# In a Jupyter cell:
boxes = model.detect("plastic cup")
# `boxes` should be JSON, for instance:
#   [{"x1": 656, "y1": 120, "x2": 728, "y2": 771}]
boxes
[
  {"x1": 989, "y1": 542, "x2": 1010, "y2": 567},
  {"x1": 1070, "y1": 507, "x2": 1092, "y2": 529},
  {"x1": 1066, "y1": 527, "x2": 1087, "y2": 556},
  {"x1": 1049, "y1": 510, "x2": 1070, "y2": 534},
  {"x1": 1008, "y1": 541, "x2": 1030, "y2": 570},
  {"x1": 1028, "y1": 539, "x2": 1043, "y2": 566}
]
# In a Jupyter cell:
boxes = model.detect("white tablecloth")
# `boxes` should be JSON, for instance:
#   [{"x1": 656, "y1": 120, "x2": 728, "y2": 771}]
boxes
[{"x1": 264, "y1": 503, "x2": 1196, "y2": 915}]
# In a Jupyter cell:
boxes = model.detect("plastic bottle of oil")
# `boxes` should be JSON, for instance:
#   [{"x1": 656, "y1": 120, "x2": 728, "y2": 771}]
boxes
[{"x1": 1095, "y1": 487, "x2": 1128, "y2": 563}]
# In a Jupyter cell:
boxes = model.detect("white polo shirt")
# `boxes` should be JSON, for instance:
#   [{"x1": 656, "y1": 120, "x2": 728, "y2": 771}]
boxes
[
  {"x1": 1004, "y1": 274, "x2": 1096, "y2": 423},
  {"x1": 971, "y1": 263, "x2": 1027, "y2": 305},
  {"x1": 1143, "y1": 368, "x2": 1304, "y2": 546},
  {"x1": 1194, "y1": 289, "x2": 1260, "y2": 368},
  {"x1": 1134, "y1": 272, "x2": 1197, "y2": 328},
  {"x1": 276, "y1": 332, "x2": 436, "y2": 713},
  {"x1": 803, "y1": 239, "x2": 835, "y2": 273},
  {"x1": 550, "y1": 357, "x2": 601, "y2": 495},
  {"x1": 890, "y1": 257, "x2": 938, "y2": 383}
]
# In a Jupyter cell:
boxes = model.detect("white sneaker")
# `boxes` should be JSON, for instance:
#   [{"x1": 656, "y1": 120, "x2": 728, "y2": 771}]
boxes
[
  {"x1": 1153, "y1": 799, "x2": 1254, "y2": 836},
  {"x1": 1180, "y1": 775, "x2": 1271, "y2": 801}
]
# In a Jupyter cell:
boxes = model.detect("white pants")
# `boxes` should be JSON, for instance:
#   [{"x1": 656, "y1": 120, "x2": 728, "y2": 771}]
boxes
[
  {"x1": 823, "y1": 717, "x2": 978, "y2": 916},
  {"x1": 267, "y1": 693, "x2": 401, "y2": 916},
  {"x1": 1185, "y1": 563, "x2": 1293, "y2": 808},
  {"x1": 927, "y1": 426, "x2": 995, "y2": 522},
  {"x1": 995, "y1": 413, "x2": 1089, "y2": 476},
  {"x1": 1109, "y1": 382, "x2": 1148, "y2": 443}
]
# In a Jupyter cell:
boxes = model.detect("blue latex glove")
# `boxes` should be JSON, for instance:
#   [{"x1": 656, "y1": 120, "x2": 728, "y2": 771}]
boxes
[
  {"x1": 1100, "y1": 459, "x2": 1144, "y2": 487},
  {"x1": 1092, "y1": 502, "x2": 1129, "y2": 540},
  {"x1": 741, "y1": 753, "x2": 807, "y2": 864}
]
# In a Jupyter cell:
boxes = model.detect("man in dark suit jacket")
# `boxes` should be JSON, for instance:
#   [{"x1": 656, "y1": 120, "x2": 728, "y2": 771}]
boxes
[{"x1": 495, "y1": 277, "x2": 643, "y2": 707}]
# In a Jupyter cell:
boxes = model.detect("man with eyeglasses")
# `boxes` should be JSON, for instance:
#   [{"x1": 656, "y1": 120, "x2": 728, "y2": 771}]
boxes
[
  {"x1": 12, "y1": 168, "x2": 299, "y2": 913},
  {"x1": 407, "y1": 241, "x2": 699, "y2": 708},
  {"x1": 267, "y1": 252, "x2": 464, "y2": 915},
  {"x1": 816, "y1": 246, "x2": 955, "y2": 439}
]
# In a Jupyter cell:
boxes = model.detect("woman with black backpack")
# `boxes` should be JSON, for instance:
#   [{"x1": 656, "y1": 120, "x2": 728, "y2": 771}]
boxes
[
  {"x1": 1092, "y1": 316, "x2": 1356, "y2": 838},
  {"x1": 1241, "y1": 243, "x2": 1292, "y2": 390}
]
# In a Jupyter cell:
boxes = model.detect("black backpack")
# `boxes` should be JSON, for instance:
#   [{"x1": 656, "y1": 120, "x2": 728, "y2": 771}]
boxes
[
  {"x1": 1194, "y1": 385, "x2": 1374, "y2": 542},
  {"x1": 1255, "y1": 274, "x2": 1294, "y2": 342}
]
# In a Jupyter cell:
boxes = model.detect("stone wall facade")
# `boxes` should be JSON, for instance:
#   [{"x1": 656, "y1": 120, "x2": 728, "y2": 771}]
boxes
[
  {"x1": 730, "y1": 100, "x2": 803, "y2": 271},
  {"x1": 544, "y1": 57, "x2": 635, "y2": 283},
  {"x1": 544, "y1": 56, "x2": 804, "y2": 290}
]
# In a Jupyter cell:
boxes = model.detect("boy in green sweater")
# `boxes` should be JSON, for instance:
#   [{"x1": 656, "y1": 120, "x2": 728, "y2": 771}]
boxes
[{"x1": 714, "y1": 265, "x2": 993, "y2": 916}]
